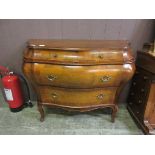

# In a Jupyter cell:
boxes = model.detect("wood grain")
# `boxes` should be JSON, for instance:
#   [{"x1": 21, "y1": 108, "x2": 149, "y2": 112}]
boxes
[
  {"x1": 38, "y1": 86, "x2": 117, "y2": 107},
  {"x1": 23, "y1": 63, "x2": 132, "y2": 88},
  {"x1": 23, "y1": 39, "x2": 135, "y2": 122}
]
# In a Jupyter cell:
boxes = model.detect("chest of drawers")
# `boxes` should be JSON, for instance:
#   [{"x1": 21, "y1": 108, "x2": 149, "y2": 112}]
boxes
[
  {"x1": 127, "y1": 51, "x2": 155, "y2": 134},
  {"x1": 23, "y1": 39, "x2": 135, "y2": 122}
]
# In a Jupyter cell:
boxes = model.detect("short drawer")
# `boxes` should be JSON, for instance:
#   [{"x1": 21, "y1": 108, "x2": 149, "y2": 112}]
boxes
[
  {"x1": 25, "y1": 63, "x2": 124, "y2": 88},
  {"x1": 38, "y1": 86, "x2": 117, "y2": 108}
]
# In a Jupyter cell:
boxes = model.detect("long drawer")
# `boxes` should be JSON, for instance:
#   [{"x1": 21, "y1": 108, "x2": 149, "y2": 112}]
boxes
[
  {"x1": 23, "y1": 63, "x2": 124, "y2": 88},
  {"x1": 38, "y1": 86, "x2": 117, "y2": 108},
  {"x1": 24, "y1": 48, "x2": 128, "y2": 65}
]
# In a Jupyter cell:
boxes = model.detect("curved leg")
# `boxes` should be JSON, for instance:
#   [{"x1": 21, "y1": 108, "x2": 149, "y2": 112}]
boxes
[
  {"x1": 111, "y1": 105, "x2": 118, "y2": 123},
  {"x1": 38, "y1": 104, "x2": 45, "y2": 122}
]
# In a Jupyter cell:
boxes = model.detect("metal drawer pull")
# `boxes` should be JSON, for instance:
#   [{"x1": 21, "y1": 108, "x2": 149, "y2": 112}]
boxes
[
  {"x1": 97, "y1": 94, "x2": 104, "y2": 99},
  {"x1": 51, "y1": 93, "x2": 58, "y2": 99},
  {"x1": 53, "y1": 54, "x2": 58, "y2": 58},
  {"x1": 47, "y1": 75, "x2": 56, "y2": 81},
  {"x1": 101, "y1": 76, "x2": 111, "y2": 82},
  {"x1": 98, "y1": 54, "x2": 104, "y2": 59}
]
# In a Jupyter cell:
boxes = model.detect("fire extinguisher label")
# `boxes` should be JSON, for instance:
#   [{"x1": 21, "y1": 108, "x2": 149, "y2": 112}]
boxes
[{"x1": 4, "y1": 89, "x2": 13, "y2": 101}]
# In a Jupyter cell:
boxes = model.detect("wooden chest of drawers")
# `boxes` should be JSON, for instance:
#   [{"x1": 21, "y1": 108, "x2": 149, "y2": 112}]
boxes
[
  {"x1": 23, "y1": 39, "x2": 135, "y2": 122},
  {"x1": 127, "y1": 51, "x2": 155, "y2": 134}
]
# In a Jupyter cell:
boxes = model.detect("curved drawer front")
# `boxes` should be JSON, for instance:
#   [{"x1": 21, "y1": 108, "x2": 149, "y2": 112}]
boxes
[
  {"x1": 24, "y1": 49, "x2": 126, "y2": 65},
  {"x1": 39, "y1": 86, "x2": 117, "y2": 107},
  {"x1": 30, "y1": 63, "x2": 124, "y2": 88}
]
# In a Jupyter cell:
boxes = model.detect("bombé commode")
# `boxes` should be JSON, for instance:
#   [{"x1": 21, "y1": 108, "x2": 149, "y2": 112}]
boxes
[{"x1": 23, "y1": 39, "x2": 135, "y2": 122}]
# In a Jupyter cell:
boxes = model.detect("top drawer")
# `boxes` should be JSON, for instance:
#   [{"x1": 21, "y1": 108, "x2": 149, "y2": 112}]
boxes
[
  {"x1": 24, "y1": 39, "x2": 134, "y2": 65},
  {"x1": 24, "y1": 49, "x2": 130, "y2": 65}
]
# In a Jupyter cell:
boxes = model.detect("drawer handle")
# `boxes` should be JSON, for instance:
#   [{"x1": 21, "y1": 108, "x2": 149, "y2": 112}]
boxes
[
  {"x1": 101, "y1": 76, "x2": 111, "y2": 82},
  {"x1": 98, "y1": 54, "x2": 104, "y2": 59},
  {"x1": 53, "y1": 54, "x2": 58, "y2": 58},
  {"x1": 51, "y1": 93, "x2": 58, "y2": 99},
  {"x1": 47, "y1": 75, "x2": 56, "y2": 81},
  {"x1": 97, "y1": 94, "x2": 104, "y2": 99}
]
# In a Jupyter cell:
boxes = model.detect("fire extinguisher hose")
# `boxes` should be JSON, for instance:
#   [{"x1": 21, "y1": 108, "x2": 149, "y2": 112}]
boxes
[{"x1": 14, "y1": 72, "x2": 33, "y2": 108}]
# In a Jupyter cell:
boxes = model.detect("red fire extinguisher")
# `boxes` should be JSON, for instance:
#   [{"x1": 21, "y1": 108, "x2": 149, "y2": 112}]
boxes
[{"x1": 0, "y1": 66, "x2": 33, "y2": 112}]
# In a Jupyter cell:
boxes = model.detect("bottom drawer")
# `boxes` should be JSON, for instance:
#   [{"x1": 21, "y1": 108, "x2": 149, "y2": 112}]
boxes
[{"x1": 38, "y1": 86, "x2": 117, "y2": 108}]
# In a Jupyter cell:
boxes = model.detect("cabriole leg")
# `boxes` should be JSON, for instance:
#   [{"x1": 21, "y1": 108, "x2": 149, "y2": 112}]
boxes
[
  {"x1": 38, "y1": 104, "x2": 45, "y2": 122},
  {"x1": 111, "y1": 105, "x2": 118, "y2": 123}
]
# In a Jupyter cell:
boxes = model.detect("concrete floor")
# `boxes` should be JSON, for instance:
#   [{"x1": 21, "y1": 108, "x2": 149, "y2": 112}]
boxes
[{"x1": 0, "y1": 92, "x2": 143, "y2": 135}]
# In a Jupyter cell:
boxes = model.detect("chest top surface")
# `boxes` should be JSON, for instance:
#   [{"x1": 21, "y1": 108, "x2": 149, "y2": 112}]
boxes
[{"x1": 23, "y1": 39, "x2": 134, "y2": 65}]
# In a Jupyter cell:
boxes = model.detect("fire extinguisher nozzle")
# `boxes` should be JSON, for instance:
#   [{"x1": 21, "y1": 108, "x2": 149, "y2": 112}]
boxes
[
  {"x1": 26, "y1": 100, "x2": 33, "y2": 108},
  {"x1": 28, "y1": 102, "x2": 33, "y2": 108}
]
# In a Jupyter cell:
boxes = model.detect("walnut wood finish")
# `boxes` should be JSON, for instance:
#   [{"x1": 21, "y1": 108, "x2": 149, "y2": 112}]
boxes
[
  {"x1": 38, "y1": 86, "x2": 117, "y2": 107},
  {"x1": 28, "y1": 39, "x2": 130, "y2": 49},
  {"x1": 23, "y1": 39, "x2": 135, "y2": 122},
  {"x1": 24, "y1": 48, "x2": 134, "y2": 65},
  {"x1": 24, "y1": 40, "x2": 134, "y2": 65},
  {"x1": 127, "y1": 51, "x2": 155, "y2": 134},
  {"x1": 23, "y1": 63, "x2": 130, "y2": 88}
]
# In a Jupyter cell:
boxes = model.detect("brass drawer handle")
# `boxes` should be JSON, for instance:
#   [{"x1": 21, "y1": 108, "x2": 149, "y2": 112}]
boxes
[
  {"x1": 97, "y1": 94, "x2": 104, "y2": 99},
  {"x1": 98, "y1": 54, "x2": 104, "y2": 59},
  {"x1": 51, "y1": 93, "x2": 58, "y2": 99},
  {"x1": 101, "y1": 76, "x2": 111, "y2": 82},
  {"x1": 53, "y1": 54, "x2": 58, "y2": 58},
  {"x1": 47, "y1": 75, "x2": 56, "y2": 81}
]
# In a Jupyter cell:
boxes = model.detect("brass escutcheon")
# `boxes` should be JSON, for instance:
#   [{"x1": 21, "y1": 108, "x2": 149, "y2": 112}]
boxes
[
  {"x1": 97, "y1": 94, "x2": 104, "y2": 99},
  {"x1": 47, "y1": 75, "x2": 56, "y2": 81},
  {"x1": 51, "y1": 93, "x2": 58, "y2": 99},
  {"x1": 101, "y1": 76, "x2": 111, "y2": 82}
]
